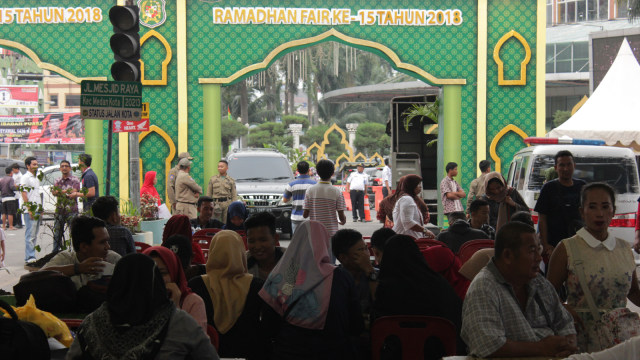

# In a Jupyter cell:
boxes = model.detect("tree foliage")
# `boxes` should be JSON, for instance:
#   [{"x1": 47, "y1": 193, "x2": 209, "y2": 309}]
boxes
[
  {"x1": 282, "y1": 115, "x2": 310, "y2": 130},
  {"x1": 552, "y1": 110, "x2": 572, "y2": 128},
  {"x1": 221, "y1": 118, "x2": 248, "y2": 150},
  {"x1": 248, "y1": 122, "x2": 292, "y2": 148},
  {"x1": 354, "y1": 122, "x2": 389, "y2": 156}
]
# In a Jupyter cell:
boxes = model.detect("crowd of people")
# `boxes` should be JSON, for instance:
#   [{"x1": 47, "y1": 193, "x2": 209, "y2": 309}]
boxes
[{"x1": 5, "y1": 150, "x2": 640, "y2": 359}]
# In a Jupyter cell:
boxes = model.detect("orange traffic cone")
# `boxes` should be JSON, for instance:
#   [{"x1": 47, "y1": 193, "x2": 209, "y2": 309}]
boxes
[{"x1": 364, "y1": 195, "x2": 372, "y2": 222}]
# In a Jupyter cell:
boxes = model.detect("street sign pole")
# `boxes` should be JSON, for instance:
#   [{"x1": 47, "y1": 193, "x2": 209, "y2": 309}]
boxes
[
  {"x1": 105, "y1": 121, "x2": 113, "y2": 195},
  {"x1": 129, "y1": 131, "x2": 140, "y2": 209}
]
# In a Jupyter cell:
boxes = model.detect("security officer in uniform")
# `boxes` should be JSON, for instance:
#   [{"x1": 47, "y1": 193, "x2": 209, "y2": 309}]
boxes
[
  {"x1": 167, "y1": 152, "x2": 193, "y2": 214},
  {"x1": 206, "y1": 159, "x2": 237, "y2": 223},
  {"x1": 174, "y1": 158, "x2": 202, "y2": 219}
]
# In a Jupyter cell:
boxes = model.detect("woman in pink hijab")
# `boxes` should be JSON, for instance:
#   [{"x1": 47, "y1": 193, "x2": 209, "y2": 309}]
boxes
[
  {"x1": 141, "y1": 170, "x2": 161, "y2": 205},
  {"x1": 259, "y1": 220, "x2": 364, "y2": 358}
]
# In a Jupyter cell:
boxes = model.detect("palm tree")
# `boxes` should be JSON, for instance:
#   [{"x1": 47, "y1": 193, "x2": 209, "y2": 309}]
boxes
[{"x1": 402, "y1": 100, "x2": 439, "y2": 147}]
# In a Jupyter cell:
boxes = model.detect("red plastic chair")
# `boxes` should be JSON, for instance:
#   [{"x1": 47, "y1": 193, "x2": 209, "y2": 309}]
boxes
[
  {"x1": 206, "y1": 324, "x2": 220, "y2": 350},
  {"x1": 134, "y1": 242, "x2": 151, "y2": 253},
  {"x1": 457, "y1": 239, "x2": 495, "y2": 264},
  {"x1": 192, "y1": 229, "x2": 222, "y2": 261},
  {"x1": 60, "y1": 318, "x2": 83, "y2": 331},
  {"x1": 193, "y1": 228, "x2": 222, "y2": 238},
  {"x1": 371, "y1": 315, "x2": 457, "y2": 360},
  {"x1": 193, "y1": 236, "x2": 213, "y2": 261},
  {"x1": 415, "y1": 238, "x2": 446, "y2": 249},
  {"x1": 234, "y1": 230, "x2": 248, "y2": 250}
]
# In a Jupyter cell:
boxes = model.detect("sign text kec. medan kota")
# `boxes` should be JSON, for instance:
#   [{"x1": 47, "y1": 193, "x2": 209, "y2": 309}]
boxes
[{"x1": 212, "y1": 7, "x2": 463, "y2": 26}]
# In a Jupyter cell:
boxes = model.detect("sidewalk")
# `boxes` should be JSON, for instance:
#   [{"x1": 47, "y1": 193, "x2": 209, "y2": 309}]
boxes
[{"x1": 0, "y1": 218, "x2": 60, "y2": 293}]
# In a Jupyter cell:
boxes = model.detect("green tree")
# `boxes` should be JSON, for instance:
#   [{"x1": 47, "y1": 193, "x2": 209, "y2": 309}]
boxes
[
  {"x1": 248, "y1": 122, "x2": 292, "y2": 148},
  {"x1": 221, "y1": 118, "x2": 248, "y2": 150},
  {"x1": 553, "y1": 110, "x2": 571, "y2": 128},
  {"x1": 354, "y1": 122, "x2": 389, "y2": 156},
  {"x1": 282, "y1": 115, "x2": 310, "y2": 130}
]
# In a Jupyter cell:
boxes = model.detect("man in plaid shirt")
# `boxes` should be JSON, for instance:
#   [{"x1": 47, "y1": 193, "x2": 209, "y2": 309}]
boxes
[
  {"x1": 52, "y1": 160, "x2": 81, "y2": 252},
  {"x1": 461, "y1": 221, "x2": 576, "y2": 358}
]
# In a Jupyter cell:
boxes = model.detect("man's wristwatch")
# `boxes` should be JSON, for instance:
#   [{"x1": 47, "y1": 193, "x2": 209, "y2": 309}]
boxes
[{"x1": 368, "y1": 271, "x2": 378, "y2": 282}]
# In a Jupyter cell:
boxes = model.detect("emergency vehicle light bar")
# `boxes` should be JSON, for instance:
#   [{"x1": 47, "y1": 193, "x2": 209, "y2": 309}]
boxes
[{"x1": 524, "y1": 137, "x2": 605, "y2": 146}]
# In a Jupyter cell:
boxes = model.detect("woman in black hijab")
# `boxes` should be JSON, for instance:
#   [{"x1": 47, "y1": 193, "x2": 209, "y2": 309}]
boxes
[
  {"x1": 66, "y1": 253, "x2": 218, "y2": 360},
  {"x1": 373, "y1": 234, "x2": 466, "y2": 358}
]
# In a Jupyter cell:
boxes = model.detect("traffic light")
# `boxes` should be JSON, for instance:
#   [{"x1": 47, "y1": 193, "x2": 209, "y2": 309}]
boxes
[{"x1": 109, "y1": 5, "x2": 140, "y2": 82}]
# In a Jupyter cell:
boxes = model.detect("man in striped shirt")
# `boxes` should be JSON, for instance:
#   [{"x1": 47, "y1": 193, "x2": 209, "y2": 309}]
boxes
[
  {"x1": 283, "y1": 161, "x2": 317, "y2": 235},
  {"x1": 303, "y1": 159, "x2": 346, "y2": 237}
]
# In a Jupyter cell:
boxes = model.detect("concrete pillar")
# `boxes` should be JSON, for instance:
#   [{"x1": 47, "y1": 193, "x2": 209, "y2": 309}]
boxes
[
  {"x1": 346, "y1": 123, "x2": 359, "y2": 154},
  {"x1": 203, "y1": 84, "x2": 222, "y2": 183},
  {"x1": 289, "y1": 123, "x2": 303, "y2": 149}
]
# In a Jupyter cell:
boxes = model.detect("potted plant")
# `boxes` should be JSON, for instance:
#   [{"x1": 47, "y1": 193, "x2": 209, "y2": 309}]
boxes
[
  {"x1": 139, "y1": 194, "x2": 167, "y2": 245},
  {"x1": 120, "y1": 200, "x2": 142, "y2": 235}
]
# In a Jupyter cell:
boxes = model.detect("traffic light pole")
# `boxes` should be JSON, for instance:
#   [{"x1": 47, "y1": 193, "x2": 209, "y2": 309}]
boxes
[
  {"x1": 129, "y1": 132, "x2": 140, "y2": 209},
  {"x1": 105, "y1": 122, "x2": 113, "y2": 195}
]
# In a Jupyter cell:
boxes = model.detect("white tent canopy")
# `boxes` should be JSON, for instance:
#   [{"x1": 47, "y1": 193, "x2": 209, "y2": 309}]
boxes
[{"x1": 547, "y1": 38, "x2": 640, "y2": 149}]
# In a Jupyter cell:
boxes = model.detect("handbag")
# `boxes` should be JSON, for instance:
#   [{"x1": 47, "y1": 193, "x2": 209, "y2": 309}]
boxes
[
  {"x1": 0, "y1": 298, "x2": 51, "y2": 360},
  {"x1": 13, "y1": 270, "x2": 77, "y2": 313},
  {"x1": 567, "y1": 238, "x2": 640, "y2": 349}
]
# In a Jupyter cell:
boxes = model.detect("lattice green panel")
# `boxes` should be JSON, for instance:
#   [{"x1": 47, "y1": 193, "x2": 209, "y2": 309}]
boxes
[{"x1": 487, "y1": 0, "x2": 537, "y2": 175}]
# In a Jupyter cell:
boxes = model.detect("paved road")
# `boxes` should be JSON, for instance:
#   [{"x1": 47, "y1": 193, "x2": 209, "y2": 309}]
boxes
[{"x1": 0, "y1": 212, "x2": 387, "y2": 293}]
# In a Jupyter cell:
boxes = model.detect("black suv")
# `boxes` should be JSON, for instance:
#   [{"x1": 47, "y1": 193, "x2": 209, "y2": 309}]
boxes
[{"x1": 226, "y1": 149, "x2": 294, "y2": 236}]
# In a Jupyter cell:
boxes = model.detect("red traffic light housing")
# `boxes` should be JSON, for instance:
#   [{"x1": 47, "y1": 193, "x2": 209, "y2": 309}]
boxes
[{"x1": 109, "y1": 5, "x2": 140, "y2": 82}]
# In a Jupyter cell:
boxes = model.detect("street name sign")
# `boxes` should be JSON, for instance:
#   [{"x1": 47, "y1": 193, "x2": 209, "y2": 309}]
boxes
[{"x1": 81, "y1": 80, "x2": 142, "y2": 121}]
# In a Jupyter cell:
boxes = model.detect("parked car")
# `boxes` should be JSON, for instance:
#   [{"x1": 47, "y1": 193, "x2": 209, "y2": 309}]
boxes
[
  {"x1": 38, "y1": 163, "x2": 83, "y2": 216},
  {"x1": 226, "y1": 149, "x2": 293, "y2": 237},
  {"x1": 364, "y1": 166, "x2": 384, "y2": 186}
]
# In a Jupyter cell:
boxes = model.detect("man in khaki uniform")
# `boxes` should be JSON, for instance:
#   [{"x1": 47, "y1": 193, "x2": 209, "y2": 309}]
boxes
[
  {"x1": 206, "y1": 159, "x2": 237, "y2": 223},
  {"x1": 167, "y1": 152, "x2": 193, "y2": 214},
  {"x1": 467, "y1": 160, "x2": 491, "y2": 211},
  {"x1": 175, "y1": 158, "x2": 202, "y2": 219}
]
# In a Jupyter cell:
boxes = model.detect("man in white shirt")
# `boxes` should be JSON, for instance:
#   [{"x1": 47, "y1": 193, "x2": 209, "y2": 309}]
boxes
[
  {"x1": 42, "y1": 215, "x2": 120, "y2": 290},
  {"x1": 21, "y1": 156, "x2": 41, "y2": 264},
  {"x1": 381, "y1": 159, "x2": 392, "y2": 198},
  {"x1": 345, "y1": 164, "x2": 369, "y2": 222}
]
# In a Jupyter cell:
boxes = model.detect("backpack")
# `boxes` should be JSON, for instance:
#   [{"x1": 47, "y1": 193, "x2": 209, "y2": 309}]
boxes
[
  {"x1": 13, "y1": 270, "x2": 77, "y2": 313},
  {"x1": 0, "y1": 298, "x2": 50, "y2": 360}
]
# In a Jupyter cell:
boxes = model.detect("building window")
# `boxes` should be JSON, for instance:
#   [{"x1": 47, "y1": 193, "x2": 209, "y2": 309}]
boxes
[
  {"x1": 50, "y1": 94, "x2": 58, "y2": 107},
  {"x1": 66, "y1": 94, "x2": 81, "y2": 107}
]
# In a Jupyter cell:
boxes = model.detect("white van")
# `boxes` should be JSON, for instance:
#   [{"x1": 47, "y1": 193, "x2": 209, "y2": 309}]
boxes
[{"x1": 505, "y1": 143, "x2": 640, "y2": 245}]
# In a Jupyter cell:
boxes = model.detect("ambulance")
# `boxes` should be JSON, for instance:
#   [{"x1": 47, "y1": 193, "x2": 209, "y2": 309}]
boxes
[{"x1": 505, "y1": 137, "x2": 640, "y2": 248}]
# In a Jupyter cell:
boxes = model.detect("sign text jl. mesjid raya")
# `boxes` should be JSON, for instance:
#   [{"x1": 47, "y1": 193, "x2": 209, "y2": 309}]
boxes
[{"x1": 81, "y1": 80, "x2": 142, "y2": 122}]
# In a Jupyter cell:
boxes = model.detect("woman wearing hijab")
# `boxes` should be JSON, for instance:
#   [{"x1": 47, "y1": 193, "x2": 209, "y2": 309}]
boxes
[
  {"x1": 66, "y1": 253, "x2": 218, "y2": 360},
  {"x1": 162, "y1": 214, "x2": 205, "y2": 265},
  {"x1": 223, "y1": 201, "x2": 248, "y2": 231},
  {"x1": 142, "y1": 246, "x2": 207, "y2": 332},
  {"x1": 140, "y1": 170, "x2": 161, "y2": 205},
  {"x1": 187, "y1": 230, "x2": 269, "y2": 359},
  {"x1": 391, "y1": 174, "x2": 434, "y2": 239},
  {"x1": 373, "y1": 234, "x2": 466, "y2": 358},
  {"x1": 260, "y1": 220, "x2": 364, "y2": 359},
  {"x1": 481, "y1": 171, "x2": 528, "y2": 231}
]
